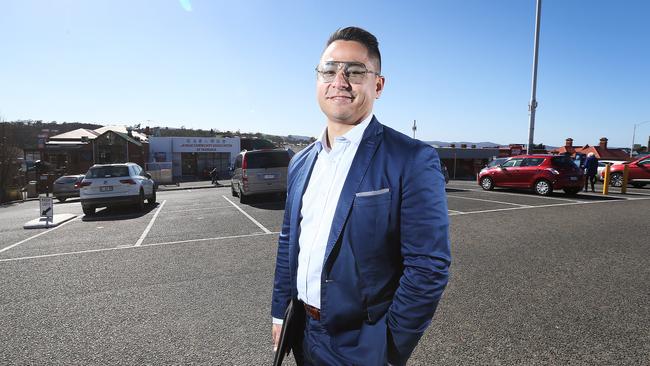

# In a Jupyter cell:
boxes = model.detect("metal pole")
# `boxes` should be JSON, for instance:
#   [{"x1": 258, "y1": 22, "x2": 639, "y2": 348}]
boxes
[
  {"x1": 412, "y1": 120, "x2": 417, "y2": 139},
  {"x1": 631, "y1": 121, "x2": 650, "y2": 158},
  {"x1": 527, "y1": 0, "x2": 542, "y2": 152},
  {"x1": 631, "y1": 124, "x2": 636, "y2": 158}
]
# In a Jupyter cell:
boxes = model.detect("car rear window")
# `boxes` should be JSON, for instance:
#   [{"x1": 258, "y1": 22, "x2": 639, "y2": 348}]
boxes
[
  {"x1": 86, "y1": 166, "x2": 130, "y2": 178},
  {"x1": 245, "y1": 151, "x2": 290, "y2": 169},
  {"x1": 56, "y1": 176, "x2": 79, "y2": 183},
  {"x1": 551, "y1": 156, "x2": 576, "y2": 168}
]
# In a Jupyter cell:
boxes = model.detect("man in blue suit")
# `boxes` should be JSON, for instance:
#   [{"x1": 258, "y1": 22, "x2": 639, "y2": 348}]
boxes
[{"x1": 272, "y1": 26, "x2": 451, "y2": 366}]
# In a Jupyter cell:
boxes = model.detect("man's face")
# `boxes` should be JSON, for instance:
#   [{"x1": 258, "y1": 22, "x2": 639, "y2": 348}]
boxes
[{"x1": 317, "y1": 40, "x2": 385, "y2": 126}]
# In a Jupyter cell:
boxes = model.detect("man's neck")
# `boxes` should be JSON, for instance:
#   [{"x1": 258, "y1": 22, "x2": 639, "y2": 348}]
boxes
[{"x1": 325, "y1": 114, "x2": 370, "y2": 149}]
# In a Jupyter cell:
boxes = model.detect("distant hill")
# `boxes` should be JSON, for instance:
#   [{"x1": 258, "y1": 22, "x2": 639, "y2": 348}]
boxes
[
  {"x1": 425, "y1": 141, "x2": 503, "y2": 148},
  {"x1": 3, "y1": 120, "x2": 103, "y2": 149},
  {"x1": 425, "y1": 140, "x2": 558, "y2": 150}
]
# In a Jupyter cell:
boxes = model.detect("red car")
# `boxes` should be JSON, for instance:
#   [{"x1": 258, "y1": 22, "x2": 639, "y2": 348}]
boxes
[
  {"x1": 603, "y1": 155, "x2": 650, "y2": 188},
  {"x1": 478, "y1": 154, "x2": 585, "y2": 195}
]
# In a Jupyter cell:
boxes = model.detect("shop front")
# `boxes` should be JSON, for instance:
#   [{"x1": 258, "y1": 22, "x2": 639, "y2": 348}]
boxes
[{"x1": 148, "y1": 137, "x2": 240, "y2": 181}]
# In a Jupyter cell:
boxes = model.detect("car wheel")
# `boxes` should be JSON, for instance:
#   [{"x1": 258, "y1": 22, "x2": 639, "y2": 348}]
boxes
[
  {"x1": 534, "y1": 179, "x2": 552, "y2": 196},
  {"x1": 480, "y1": 177, "x2": 494, "y2": 190},
  {"x1": 610, "y1": 173, "x2": 623, "y2": 187},
  {"x1": 631, "y1": 182, "x2": 646, "y2": 188},
  {"x1": 239, "y1": 189, "x2": 249, "y2": 204},
  {"x1": 563, "y1": 187, "x2": 580, "y2": 195},
  {"x1": 138, "y1": 190, "x2": 145, "y2": 211},
  {"x1": 57, "y1": 197, "x2": 67, "y2": 202},
  {"x1": 82, "y1": 205, "x2": 95, "y2": 216},
  {"x1": 148, "y1": 188, "x2": 156, "y2": 204}
]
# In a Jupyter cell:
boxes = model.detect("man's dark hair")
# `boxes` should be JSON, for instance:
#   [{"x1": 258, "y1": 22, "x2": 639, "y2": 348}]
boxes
[{"x1": 326, "y1": 26, "x2": 381, "y2": 73}]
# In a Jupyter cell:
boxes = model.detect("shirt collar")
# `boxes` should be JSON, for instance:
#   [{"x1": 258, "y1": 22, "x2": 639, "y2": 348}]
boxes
[{"x1": 316, "y1": 113, "x2": 373, "y2": 152}]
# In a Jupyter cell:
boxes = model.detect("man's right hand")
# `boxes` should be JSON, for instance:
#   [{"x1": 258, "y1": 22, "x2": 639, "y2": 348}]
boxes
[{"x1": 272, "y1": 323, "x2": 282, "y2": 352}]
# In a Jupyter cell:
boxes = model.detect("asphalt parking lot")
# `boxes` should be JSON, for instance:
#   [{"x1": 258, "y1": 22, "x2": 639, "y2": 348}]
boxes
[{"x1": 1, "y1": 182, "x2": 648, "y2": 365}]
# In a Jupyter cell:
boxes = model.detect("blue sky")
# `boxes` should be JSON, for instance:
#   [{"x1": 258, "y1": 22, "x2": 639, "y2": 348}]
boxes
[{"x1": 1, "y1": 0, "x2": 649, "y2": 148}]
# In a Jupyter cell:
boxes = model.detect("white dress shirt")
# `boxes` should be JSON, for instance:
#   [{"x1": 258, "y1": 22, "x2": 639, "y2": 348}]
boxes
[{"x1": 273, "y1": 113, "x2": 373, "y2": 325}]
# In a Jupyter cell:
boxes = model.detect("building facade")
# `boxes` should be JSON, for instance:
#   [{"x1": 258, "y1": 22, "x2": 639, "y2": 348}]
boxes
[{"x1": 148, "y1": 137, "x2": 241, "y2": 180}]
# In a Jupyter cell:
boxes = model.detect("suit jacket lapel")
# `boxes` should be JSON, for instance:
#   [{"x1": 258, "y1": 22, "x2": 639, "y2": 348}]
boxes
[
  {"x1": 322, "y1": 118, "x2": 383, "y2": 265},
  {"x1": 289, "y1": 144, "x2": 320, "y2": 281}
]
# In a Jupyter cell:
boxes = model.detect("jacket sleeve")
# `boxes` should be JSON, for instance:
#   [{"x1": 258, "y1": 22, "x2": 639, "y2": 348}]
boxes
[
  {"x1": 387, "y1": 145, "x2": 451, "y2": 366},
  {"x1": 271, "y1": 158, "x2": 296, "y2": 319}
]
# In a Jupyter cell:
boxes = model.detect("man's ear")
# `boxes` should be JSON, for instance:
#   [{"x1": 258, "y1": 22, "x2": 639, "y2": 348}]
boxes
[{"x1": 375, "y1": 76, "x2": 385, "y2": 99}]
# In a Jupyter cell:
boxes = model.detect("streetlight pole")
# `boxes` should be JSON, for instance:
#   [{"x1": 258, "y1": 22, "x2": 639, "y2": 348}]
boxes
[
  {"x1": 631, "y1": 120, "x2": 650, "y2": 158},
  {"x1": 527, "y1": 0, "x2": 542, "y2": 154}
]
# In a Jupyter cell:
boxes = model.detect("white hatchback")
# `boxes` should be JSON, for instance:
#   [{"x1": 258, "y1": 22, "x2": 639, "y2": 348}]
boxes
[{"x1": 79, "y1": 163, "x2": 156, "y2": 215}]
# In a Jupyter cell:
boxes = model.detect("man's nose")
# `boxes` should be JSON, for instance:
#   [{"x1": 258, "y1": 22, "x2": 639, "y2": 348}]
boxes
[{"x1": 330, "y1": 68, "x2": 351, "y2": 89}]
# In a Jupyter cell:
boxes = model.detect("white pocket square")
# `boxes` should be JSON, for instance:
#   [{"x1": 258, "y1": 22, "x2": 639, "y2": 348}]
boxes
[{"x1": 355, "y1": 188, "x2": 390, "y2": 197}]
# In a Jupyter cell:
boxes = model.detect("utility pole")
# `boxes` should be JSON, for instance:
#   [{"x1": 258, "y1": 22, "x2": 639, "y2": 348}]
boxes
[
  {"x1": 631, "y1": 120, "x2": 650, "y2": 157},
  {"x1": 412, "y1": 120, "x2": 417, "y2": 139},
  {"x1": 527, "y1": 0, "x2": 542, "y2": 153}
]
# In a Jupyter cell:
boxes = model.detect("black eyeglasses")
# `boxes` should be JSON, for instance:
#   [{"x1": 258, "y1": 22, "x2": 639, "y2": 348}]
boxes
[{"x1": 315, "y1": 61, "x2": 380, "y2": 84}]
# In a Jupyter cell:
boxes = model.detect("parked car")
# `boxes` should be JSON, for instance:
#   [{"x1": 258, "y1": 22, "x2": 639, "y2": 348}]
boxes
[
  {"x1": 442, "y1": 163, "x2": 449, "y2": 184},
  {"x1": 52, "y1": 174, "x2": 85, "y2": 202},
  {"x1": 79, "y1": 163, "x2": 156, "y2": 215},
  {"x1": 602, "y1": 155, "x2": 650, "y2": 188},
  {"x1": 597, "y1": 160, "x2": 626, "y2": 181},
  {"x1": 480, "y1": 157, "x2": 508, "y2": 174},
  {"x1": 477, "y1": 154, "x2": 585, "y2": 196},
  {"x1": 231, "y1": 149, "x2": 291, "y2": 203}
]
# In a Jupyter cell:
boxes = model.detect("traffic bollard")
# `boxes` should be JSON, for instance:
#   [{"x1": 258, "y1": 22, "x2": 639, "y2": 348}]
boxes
[
  {"x1": 602, "y1": 163, "x2": 611, "y2": 195},
  {"x1": 621, "y1": 165, "x2": 629, "y2": 194}
]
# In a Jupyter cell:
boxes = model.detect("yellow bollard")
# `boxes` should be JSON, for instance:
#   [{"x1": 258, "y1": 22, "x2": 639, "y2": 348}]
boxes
[
  {"x1": 621, "y1": 164, "x2": 629, "y2": 194},
  {"x1": 602, "y1": 163, "x2": 611, "y2": 195}
]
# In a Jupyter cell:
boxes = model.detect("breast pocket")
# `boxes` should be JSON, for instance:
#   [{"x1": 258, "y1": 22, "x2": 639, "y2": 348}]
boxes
[{"x1": 347, "y1": 189, "x2": 392, "y2": 279}]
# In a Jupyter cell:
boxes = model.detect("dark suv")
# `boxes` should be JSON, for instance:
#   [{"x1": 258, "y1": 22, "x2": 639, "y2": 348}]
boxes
[{"x1": 478, "y1": 154, "x2": 585, "y2": 195}]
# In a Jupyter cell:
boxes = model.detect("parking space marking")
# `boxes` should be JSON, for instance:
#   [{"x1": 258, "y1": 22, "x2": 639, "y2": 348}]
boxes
[
  {"x1": 0, "y1": 231, "x2": 280, "y2": 263},
  {"x1": 0, "y1": 216, "x2": 80, "y2": 254},
  {"x1": 451, "y1": 196, "x2": 650, "y2": 216},
  {"x1": 134, "y1": 200, "x2": 167, "y2": 247},
  {"x1": 447, "y1": 195, "x2": 532, "y2": 207},
  {"x1": 164, "y1": 205, "x2": 235, "y2": 213},
  {"x1": 448, "y1": 209, "x2": 464, "y2": 214},
  {"x1": 451, "y1": 188, "x2": 583, "y2": 203},
  {"x1": 222, "y1": 195, "x2": 272, "y2": 234}
]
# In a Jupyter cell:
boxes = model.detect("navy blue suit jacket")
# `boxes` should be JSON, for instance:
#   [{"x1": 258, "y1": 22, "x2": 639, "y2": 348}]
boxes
[{"x1": 272, "y1": 117, "x2": 451, "y2": 365}]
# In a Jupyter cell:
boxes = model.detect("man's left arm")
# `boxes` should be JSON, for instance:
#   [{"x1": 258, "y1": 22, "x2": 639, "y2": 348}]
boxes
[{"x1": 387, "y1": 145, "x2": 451, "y2": 365}]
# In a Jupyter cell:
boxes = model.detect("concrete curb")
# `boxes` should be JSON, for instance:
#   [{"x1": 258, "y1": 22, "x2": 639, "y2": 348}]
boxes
[{"x1": 24, "y1": 214, "x2": 77, "y2": 229}]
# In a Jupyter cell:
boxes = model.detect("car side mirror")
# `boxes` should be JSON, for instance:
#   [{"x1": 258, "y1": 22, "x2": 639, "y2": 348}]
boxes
[{"x1": 145, "y1": 173, "x2": 152, "y2": 179}]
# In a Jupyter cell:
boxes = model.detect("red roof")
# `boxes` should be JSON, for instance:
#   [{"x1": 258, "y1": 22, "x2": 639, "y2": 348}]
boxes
[{"x1": 551, "y1": 144, "x2": 629, "y2": 160}]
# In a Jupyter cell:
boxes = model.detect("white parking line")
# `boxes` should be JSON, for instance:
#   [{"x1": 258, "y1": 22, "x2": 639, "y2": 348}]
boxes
[
  {"x1": 452, "y1": 188, "x2": 583, "y2": 203},
  {"x1": 452, "y1": 196, "x2": 650, "y2": 216},
  {"x1": 0, "y1": 216, "x2": 80, "y2": 254},
  {"x1": 134, "y1": 200, "x2": 167, "y2": 247},
  {"x1": 447, "y1": 195, "x2": 532, "y2": 207},
  {"x1": 0, "y1": 231, "x2": 280, "y2": 263},
  {"x1": 164, "y1": 206, "x2": 235, "y2": 213},
  {"x1": 222, "y1": 195, "x2": 272, "y2": 234},
  {"x1": 447, "y1": 209, "x2": 463, "y2": 214}
]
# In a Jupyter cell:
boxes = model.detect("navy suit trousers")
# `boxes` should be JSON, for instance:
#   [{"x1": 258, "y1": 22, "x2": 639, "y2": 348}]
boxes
[{"x1": 301, "y1": 314, "x2": 389, "y2": 366}]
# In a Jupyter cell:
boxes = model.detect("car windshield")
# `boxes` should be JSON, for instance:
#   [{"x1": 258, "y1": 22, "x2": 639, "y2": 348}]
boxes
[
  {"x1": 551, "y1": 156, "x2": 576, "y2": 168},
  {"x1": 86, "y1": 166, "x2": 130, "y2": 178},
  {"x1": 487, "y1": 158, "x2": 506, "y2": 168},
  {"x1": 246, "y1": 151, "x2": 290, "y2": 169}
]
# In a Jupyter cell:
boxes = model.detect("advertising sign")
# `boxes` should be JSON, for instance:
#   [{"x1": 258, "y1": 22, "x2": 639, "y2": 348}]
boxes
[
  {"x1": 172, "y1": 138, "x2": 239, "y2": 153},
  {"x1": 40, "y1": 197, "x2": 54, "y2": 220}
]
